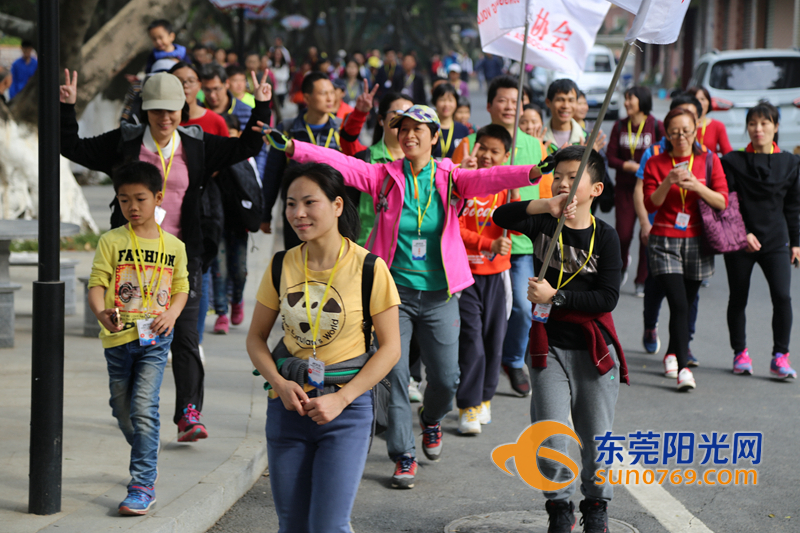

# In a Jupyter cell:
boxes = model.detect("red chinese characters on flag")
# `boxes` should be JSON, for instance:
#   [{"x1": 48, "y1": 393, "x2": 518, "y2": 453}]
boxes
[
  {"x1": 551, "y1": 20, "x2": 572, "y2": 51},
  {"x1": 528, "y1": 8, "x2": 572, "y2": 51},
  {"x1": 530, "y1": 8, "x2": 549, "y2": 41}
]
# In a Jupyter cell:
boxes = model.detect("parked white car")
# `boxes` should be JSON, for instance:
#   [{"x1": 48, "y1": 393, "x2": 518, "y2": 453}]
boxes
[{"x1": 687, "y1": 49, "x2": 800, "y2": 151}]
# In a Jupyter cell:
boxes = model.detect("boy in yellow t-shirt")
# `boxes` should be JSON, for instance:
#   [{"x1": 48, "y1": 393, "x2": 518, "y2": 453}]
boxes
[{"x1": 87, "y1": 162, "x2": 189, "y2": 516}]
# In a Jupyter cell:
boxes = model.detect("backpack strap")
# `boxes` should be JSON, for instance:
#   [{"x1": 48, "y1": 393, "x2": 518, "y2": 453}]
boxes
[
  {"x1": 365, "y1": 175, "x2": 394, "y2": 251},
  {"x1": 705, "y1": 150, "x2": 714, "y2": 184},
  {"x1": 271, "y1": 250, "x2": 287, "y2": 294},
  {"x1": 361, "y1": 253, "x2": 377, "y2": 351}
]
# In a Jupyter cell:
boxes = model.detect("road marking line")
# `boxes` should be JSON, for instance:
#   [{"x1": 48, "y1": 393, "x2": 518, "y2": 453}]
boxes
[{"x1": 620, "y1": 448, "x2": 715, "y2": 532}]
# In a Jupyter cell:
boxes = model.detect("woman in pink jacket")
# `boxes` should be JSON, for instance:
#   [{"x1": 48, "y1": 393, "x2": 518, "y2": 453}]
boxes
[{"x1": 261, "y1": 105, "x2": 544, "y2": 490}]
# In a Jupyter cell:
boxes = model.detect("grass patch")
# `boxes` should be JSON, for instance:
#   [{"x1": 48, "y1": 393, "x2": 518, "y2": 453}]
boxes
[{"x1": 11, "y1": 232, "x2": 101, "y2": 252}]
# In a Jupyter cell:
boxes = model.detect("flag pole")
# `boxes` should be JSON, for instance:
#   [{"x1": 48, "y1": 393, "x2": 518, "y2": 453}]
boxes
[{"x1": 534, "y1": 40, "x2": 633, "y2": 281}]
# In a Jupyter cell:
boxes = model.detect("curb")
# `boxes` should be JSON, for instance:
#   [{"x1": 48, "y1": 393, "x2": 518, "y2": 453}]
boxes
[{"x1": 129, "y1": 381, "x2": 267, "y2": 533}]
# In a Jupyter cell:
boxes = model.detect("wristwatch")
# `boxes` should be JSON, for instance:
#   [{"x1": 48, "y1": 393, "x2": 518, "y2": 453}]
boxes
[{"x1": 552, "y1": 291, "x2": 566, "y2": 308}]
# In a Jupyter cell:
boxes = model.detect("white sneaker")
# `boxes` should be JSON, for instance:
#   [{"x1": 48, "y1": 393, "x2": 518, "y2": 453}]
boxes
[
  {"x1": 677, "y1": 368, "x2": 696, "y2": 391},
  {"x1": 198, "y1": 345, "x2": 205, "y2": 366},
  {"x1": 479, "y1": 401, "x2": 492, "y2": 425},
  {"x1": 408, "y1": 378, "x2": 423, "y2": 403},
  {"x1": 458, "y1": 407, "x2": 481, "y2": 435},
  {"x1": 663, "y1": 354, "x2": 678, "y2": 378}
]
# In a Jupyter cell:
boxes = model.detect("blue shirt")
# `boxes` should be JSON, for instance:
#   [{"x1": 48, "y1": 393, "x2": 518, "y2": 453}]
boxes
[{"x1": 9, "y1": 56, "x2": 37, "y2": 100}]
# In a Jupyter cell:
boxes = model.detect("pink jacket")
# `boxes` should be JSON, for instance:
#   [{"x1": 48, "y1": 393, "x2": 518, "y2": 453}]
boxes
[{"x1": 290, "y1": 141, "x2": 538, "y2": 295}]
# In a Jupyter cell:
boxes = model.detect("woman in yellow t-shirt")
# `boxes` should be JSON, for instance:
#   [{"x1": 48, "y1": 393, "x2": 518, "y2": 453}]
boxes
[{"x1": 246, "y1": 162, "x2": 401, "y2": 532}]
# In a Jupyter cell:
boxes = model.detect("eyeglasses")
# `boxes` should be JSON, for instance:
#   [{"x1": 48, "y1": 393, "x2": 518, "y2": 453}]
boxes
[
  {"x1": 179, "y1": 78, "x2": 199, "y2": 88},
  {"x1": 667, "y1": 129, "x2": 696, "y2": 139},
  {"x1": 205, "y1": 85, "x2": 226, "y2": 93}
]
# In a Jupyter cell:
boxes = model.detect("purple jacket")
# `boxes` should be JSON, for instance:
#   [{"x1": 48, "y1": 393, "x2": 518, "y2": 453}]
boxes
[{"x1": 290, "y1": 141, "x2": 539, "y2": 295}]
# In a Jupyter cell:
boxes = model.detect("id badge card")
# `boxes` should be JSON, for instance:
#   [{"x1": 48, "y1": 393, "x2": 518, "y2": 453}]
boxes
[
  {"x1": 412, "y1": 239, "x2": 427, "y2": 261},
  {"x1": 532, "y1": 303, "x2": 552, "y2": 323},
  {"x1": 154, "y1": 206, "x2": 167, "y2": 225},
  {"x1": 675, "y1": 212, "x2": 690, "y2": 231},
  {"x1": 136, "y1": 318, "x2": 160, "y2": 346},
  {"x1": 308, "y1": 356, "x2": 325, "y2": 390}
]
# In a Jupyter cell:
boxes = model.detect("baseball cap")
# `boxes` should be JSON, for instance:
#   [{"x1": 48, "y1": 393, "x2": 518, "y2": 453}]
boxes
[
  {"x1": 150, "y1": 58, "x2": 179, "y2": 74},
  {"x1": 388, "y1": 105, "x2": 441, "y2": 130},
  {"x1": 141, "y1": 73, "x2": 186, "y2": 111},
  {"x1": 332, "y1": 78, "x2": 347, "y2": 91},
  {"x1": 448, "y1": 64, "x2": 462, "y2": 73}
]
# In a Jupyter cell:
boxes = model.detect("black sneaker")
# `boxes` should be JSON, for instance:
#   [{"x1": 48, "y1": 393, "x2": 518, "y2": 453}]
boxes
[
  {"x1": 503, "y1": 365, "x2": 532, "y2": 396},
  {"x1": 545, "y1": 500, "x2": 575, "y2": 533},
  {"x1": 579, "y1": 498, "x2": 609, "y2": 533}
]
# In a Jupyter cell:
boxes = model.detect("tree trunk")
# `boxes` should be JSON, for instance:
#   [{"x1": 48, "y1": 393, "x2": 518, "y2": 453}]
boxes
[
  {"x1": 60, "y1": 0, "x2": 102, "y2": 71},
  {"x1": 10, "y1": 0, "x2": 192, "y2": 125},
  {"x1": 0, "y1": 12, "x2": 35, "y2": 42}
]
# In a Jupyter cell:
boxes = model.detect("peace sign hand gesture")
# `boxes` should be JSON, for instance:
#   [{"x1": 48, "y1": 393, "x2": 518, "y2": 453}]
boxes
[
  {"x1": 60, "y1": 69, "x2": 78, "y2": 105},
  {"x1": 355, "y1": 79, "x2": 379, "y2": 113},
  {"x1": 251, "y1": 69, "x2": 273, "y2": 102},
  {"x1": 459, "y1": 142, "x2": 481, "y2": 170}
]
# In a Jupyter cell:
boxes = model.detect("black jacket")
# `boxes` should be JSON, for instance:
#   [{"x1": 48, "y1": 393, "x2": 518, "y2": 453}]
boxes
[
  {"x1": 391, "y1": 69, "x2": 427, "y2": 105},
  {"x1": 60, "y1": 101, "x2": 270, "y2": 259},
  {"x1": 721, "y1": 150, "x2": 800, "y2": 252}
]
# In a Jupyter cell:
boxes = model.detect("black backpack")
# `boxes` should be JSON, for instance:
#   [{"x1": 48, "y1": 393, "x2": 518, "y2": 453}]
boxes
[{"x1": 221, "y1": 160, "x2": 264, "y2": 233}]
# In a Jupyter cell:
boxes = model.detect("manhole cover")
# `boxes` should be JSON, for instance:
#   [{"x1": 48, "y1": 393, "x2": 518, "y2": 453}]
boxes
[{"x1": 445, "y1": 510, "x2": 639, "y2": 532}]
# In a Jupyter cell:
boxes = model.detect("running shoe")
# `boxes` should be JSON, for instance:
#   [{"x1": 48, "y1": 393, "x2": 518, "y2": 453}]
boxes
[
  {"x1": 214, "y1": 314, "x2": 230, "y2": 334},
  {"x1": 545, "y1": 499, "x2": 575, "y2": 533},
  {"x1": 418, "y1": 407, "x2": 443, "y2": 461},
  {"x1": 686, "y1": 347, "x2": 699, "y2": 367},
  {"x1": 634, "y1": 284, "x2": 645, "y2": 298},
  {"x1": 677, "y1": 368, "x2": 696, "y2": 391},
  {"x1": 642, "y1": 326, "x2": 660, "y2": 354},
  {"x1": 118, "y1": 485, "x2": 156, "y2": 515},
  {"x1": 408, "y1": 378, "x2": 423, "y2": 403},
  {"x1": 663, "y1": 354, "x2": 678, "y2": 378},
  {"x1": 177, "y1": 404, "x2": 208, "y2": 442},
  {"x1": 733, "y1": 348, "x2": 753, "y2": 375},
  {"x1": 458, "y1": 407, "x2": 481, "y2": 435},
  {"x1": 579, "y1": 498, "x2": 609, "y2": 533},
  {"x1": 770, "y1": 352, "x2": 797, "y2": 380},
  {"x1": 231, "y1": 300, "x2": 245, "y2": 326},
  {"x1": 391, "y1": 453, "x2": 417, "y2": 489},
  {"x1": 502, "y1": 365, "x2": 531, "y2": 397},
  {"x1": 479, "y1": 400, "x2": 492, "y2": 425}
]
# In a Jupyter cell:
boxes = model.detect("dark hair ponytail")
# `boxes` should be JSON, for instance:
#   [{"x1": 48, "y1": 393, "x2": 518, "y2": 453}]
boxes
[
  {"x1": 280, "y1": 162, "x2": 360, "y2": 242},
  {"x1": 372, "y1": 91, "x2": 414, "y2": 145}
]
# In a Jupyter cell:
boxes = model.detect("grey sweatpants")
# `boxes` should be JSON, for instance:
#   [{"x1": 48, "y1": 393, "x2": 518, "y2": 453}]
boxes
[{"x1": 529, "y1": 345, "x2": 620, "y2": 502}]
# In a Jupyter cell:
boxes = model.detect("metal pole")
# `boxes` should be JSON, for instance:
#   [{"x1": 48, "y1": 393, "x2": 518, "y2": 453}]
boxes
[
  {"x1": 29, "y1": 0, "x2": 64, "y2": 515},
  {"x1": 535, "y1": 41, "x2": 633, "y2": 281}
]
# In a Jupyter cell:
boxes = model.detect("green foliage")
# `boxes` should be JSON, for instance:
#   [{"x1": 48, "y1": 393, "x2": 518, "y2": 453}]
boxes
[
  {"x1": 0, "y1": 35, "x2": 22, "y2": 45},
  {"x1": 10, "y1": 232, "x2": 102, "y2": 252}
]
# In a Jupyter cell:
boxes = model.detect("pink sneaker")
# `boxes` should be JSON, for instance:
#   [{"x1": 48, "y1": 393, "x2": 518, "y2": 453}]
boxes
[
  {"x1": 231, "y1": 300, "x2": 245, "y2": 326},
  {"x1": 177, "y1": 404, "x2": 208, "y2": 442},
  {"x1": 214, "y1": 314, "x2": 229, "y2": 334},
  {"x1": 733, "y1": 349, "x2": 753, "y2": 375}
]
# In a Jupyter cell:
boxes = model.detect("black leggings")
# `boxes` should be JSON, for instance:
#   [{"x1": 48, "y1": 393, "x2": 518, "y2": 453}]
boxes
[
  {"x1": 724, "y1": 249, "x2": 793, "y2": 355},
  {"x1": 655, "y1": 274, "x2": 702, "y2": 370}
]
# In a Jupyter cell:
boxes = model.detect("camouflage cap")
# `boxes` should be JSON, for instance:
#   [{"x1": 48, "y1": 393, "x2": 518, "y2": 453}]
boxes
[{"x1": 388, "y1": 104, "x2": 441, "y2": 130}]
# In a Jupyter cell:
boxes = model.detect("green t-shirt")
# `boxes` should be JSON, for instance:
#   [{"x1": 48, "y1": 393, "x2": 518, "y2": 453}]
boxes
[
  {"x1": 390, "y1": 159, "x2": 448, "y2": 291},
  {"x1": 356, "y1": 140, "x2": 396, "y2": 247},
  {"x1": 465, "y1": 128, "x2": 543, "y2": 255}
]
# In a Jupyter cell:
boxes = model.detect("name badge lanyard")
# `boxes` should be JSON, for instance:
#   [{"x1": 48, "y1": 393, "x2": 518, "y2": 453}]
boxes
[
  {"x1": 556, "y1": 216, "x2": 596, "y2": 290},
  {"x1": 627, "y1": 119, "x2": 645, "y2": 160},
  {"x1": 671, "y1": 153, "x2": 694, "y2": 214},
  {"x1": 474, "y1": 194, "x2": 498, "y2": 236},
  {"x1": 303, "y1": 237, "x2": 346, "y2": 357},
  {"x1": 128, "y1": 224, "x2": 166, "y2": 318},
  {"x1": 152, "y1": 131, "x2": 177, "y2": 193},
  {"x1": 304, "y1": 116, "x2": 335, "y2": 149},
  {"x1": 698, "y1": 118, "x2": 708, "y2": 147},
  {"x1": 382, "y1": 141, "x2": 396, "y2": 162},
  {"x1": 439, "y1": 124, "x2": 455, "y2": 157},
  {"x1": 409, "y1": 159, "x2": 437, "y2": 236}
]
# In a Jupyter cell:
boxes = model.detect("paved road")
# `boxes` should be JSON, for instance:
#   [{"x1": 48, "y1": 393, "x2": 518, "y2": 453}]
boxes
[{"x1": 207, "y1": 89, "x2": 800, "y2": 533}]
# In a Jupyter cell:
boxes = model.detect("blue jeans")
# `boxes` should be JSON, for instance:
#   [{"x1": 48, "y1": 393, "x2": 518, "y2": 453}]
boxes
[
  {"x1": 104, "y1": 332, "x2": 172, "y2": 487},
  {"x1": 266, "y1": 390, "x2": 373, "y2": 533},
  {"x1": 387, "y1": 285, "x2": 461, "y2": 459},
  {"x1": 215, "y1": 228, "x2": 249, "y2": 308},
  {"x1": 502, "y1": 254, "x2": 534, "y2": 369},
  {"x1": 198, "y1": 269, "x2": 212, "y2": 344}
]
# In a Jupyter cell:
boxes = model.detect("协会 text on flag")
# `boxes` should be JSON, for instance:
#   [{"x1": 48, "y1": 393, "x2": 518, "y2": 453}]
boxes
[
  {"x1": 609, "y1": 0, "x2": 691, "y2": 44},
  {"x1": 478, "y1": 0, "x2": 610, "y2": 76}
]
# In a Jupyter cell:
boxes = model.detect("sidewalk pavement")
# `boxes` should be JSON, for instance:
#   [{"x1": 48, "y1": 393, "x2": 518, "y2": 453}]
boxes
[{"x1": 1, "y1": 227, "x2": 280, "y2": 533}]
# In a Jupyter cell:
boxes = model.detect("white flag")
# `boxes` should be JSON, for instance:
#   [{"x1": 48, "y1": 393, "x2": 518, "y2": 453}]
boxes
[
  {"x1": 493, "y1": 0, "x2": 529, "y2": 31},
  {"x1": 609, "y1": 0, "x2": 691, "y2": 45},
  {"x1": 478, "y1": 0, "x2": 610, "y2": 76}
]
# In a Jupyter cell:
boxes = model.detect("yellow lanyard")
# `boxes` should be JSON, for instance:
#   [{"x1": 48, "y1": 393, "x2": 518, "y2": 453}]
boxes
[
  {"x1": 405, "y1": 73, "x2": 415, "y2": 88},
  {"x1": 556, "y1": 216, "x2": 596, "y2": 290},
  {"x1": 128, "y1": 224, "x2": 166, "y2": 316},
  {"x1": 474, "y1": 194, "x2": 498, "y2": 237},
  {"x1": 409, "y1": 159, "x2": 436, "y2": 236},
  {"x1": 698, "y1": 119, "x2": 708, "y2": 146},
  {"x1": 439, "y1": 124, "x2": 455, "y2": 157},
  {"x1": 380, "y1": 140, "x2": 397, "y2": 162},
  {"x1": 671, "y1": 153, "x2": 694, "y2": 212},
  {"x1": 303, "y1": 237, "x2": 346, "y2": 356},
  {"x1": 304, "y1": 115, "x2": 335, "y2": 148},
  {"x1": 627, "y1": 118, "x2": 646, "y2": 160},
  {"x1": 755, "y1": 144, "x2": 775, "y2": 154},
  {"x1": 152, "y1": 131, "x2": 176, "y2": 191}
]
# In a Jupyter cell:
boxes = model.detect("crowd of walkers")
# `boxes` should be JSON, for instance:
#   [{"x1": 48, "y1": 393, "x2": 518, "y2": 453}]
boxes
[{"x1": 57, "y1": 19, "x2": 799, "y2": 533}]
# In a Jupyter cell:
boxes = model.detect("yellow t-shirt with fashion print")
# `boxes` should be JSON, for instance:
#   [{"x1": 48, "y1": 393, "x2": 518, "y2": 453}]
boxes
[
  {"x1": 257, "y1": 238, "x2": 401, "y2": 374},
  {"x1": 88, "y1": 226, "x2": 190, "y2": 349}
]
